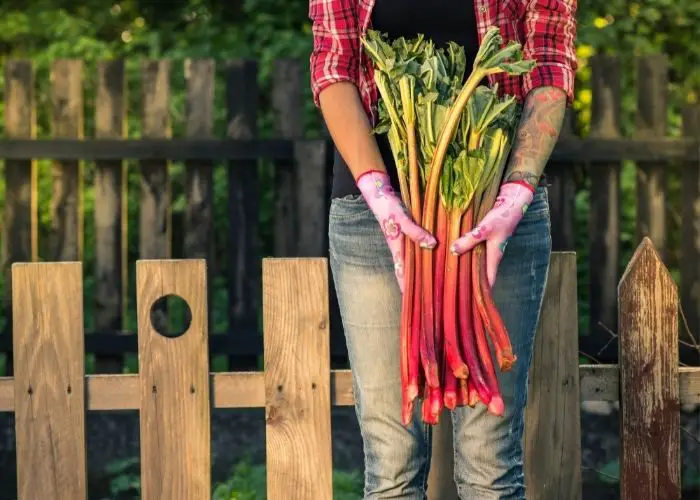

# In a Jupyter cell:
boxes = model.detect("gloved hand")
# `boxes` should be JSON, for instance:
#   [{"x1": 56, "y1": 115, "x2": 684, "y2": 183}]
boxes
[
  {"x1": 356, "y1": 170, "x2": 437, "y2": 292},
  {"x1": 449, "y1": 181, "x2": 534, "y2": 287}
]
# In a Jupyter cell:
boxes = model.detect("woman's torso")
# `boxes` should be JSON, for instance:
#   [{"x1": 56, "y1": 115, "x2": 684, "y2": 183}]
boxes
[{"x1": 330, "y1": 0, "x2": 479, "y2": 199}]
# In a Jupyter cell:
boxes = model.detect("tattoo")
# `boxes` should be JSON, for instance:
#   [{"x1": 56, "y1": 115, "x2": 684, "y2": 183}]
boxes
[{"x1": 504, "y1": 87, "x2": 567, "y2": 189}]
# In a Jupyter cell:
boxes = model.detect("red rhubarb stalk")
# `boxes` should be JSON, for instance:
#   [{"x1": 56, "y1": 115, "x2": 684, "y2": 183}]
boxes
[
  {"x1": 434, "y1": 200, "x2": 449, "y2": 369},
  {"x1": 401, "y1": 235, "x2": 416, "y2": 425},
  {"x1": 442, "y1": 208, "x2": 469, "y2": 379},
  {"x1": 471, "y1": 249, "x2": 505, "y2": 416},
  {"x1": 457, "y1": 209, "x2": 491, "y2": 404},
  {"x1": 474, "y1": 248, "x2": 516, "y2": 371},
  {"x1": 466, "y1": 377, "x2": 479, "y2": 407},
  {"x1": 444, "y1": 368, "x2": 458, "y2": 410}
]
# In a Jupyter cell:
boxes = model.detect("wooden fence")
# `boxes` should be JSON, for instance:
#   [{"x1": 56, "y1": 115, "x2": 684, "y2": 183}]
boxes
[
  {"x1": 0, "y1": 53, "x2": 699, "y2": 371},
  {"x1": 0, "y1": 238, "x2": 695, "y2": 499}
]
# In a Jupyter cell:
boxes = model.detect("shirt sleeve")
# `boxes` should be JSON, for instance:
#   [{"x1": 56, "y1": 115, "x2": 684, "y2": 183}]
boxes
[
  {"x1": 521, "y1": 0, "x2": 578, "y2": 104},
  {"x1": 309, "y1": 0, "x2": 361, "y2": 108}
]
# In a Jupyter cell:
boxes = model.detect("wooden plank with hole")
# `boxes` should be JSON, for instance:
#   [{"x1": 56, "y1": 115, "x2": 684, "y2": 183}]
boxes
[
  {"x1": 619, "y1": 238, "x2": 680, "y2": 499},
  {"x1": 12, "y1": 262, "x2": 86, "y2": 499},
  {"x1": 524, "y1": 252, "x2": 582, "y2": 499},
  {"x1": 263, "y1": 258, "x2": 332, "y2": 500},
  {"x1": 50, "y1": 60, "x2": 84, "y2": 262},
  {"x1": 94, "y1": 60, "x2": 128, "y2": 373},
  {"x1": 2, "y1": 60, "x2": 38, "y2": 376},
  {"x1": 137, "y1": 259, "x2": 210, "y2": 499}
]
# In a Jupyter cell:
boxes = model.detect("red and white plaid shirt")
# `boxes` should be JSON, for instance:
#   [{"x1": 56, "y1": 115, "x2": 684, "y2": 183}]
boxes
[{"x1": 309, "y1": 0, "x2": 577, "y2": 124}]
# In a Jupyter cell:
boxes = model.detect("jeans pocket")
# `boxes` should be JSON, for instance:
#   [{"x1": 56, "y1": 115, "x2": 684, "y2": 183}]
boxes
[{"x1": 329, "y1": 194, "x2": 372, "y2": 221}]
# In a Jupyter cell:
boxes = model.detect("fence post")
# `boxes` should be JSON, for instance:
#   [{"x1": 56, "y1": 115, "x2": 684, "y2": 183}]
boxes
[
  {"x1": 587, "y1": 55, "x2": 622, "y2": 356},
  {"x1": 681, "y1": 105, "x2": 700, "y2": 361},
  {"x1": 272, "y1": 59, "x2": 302, "y2": 258},
  {"x1": 524, "y1": 252, "x2": 582, "y2": 499},
  {"x1": 295, "y1": 140, "x2": 328, "y2": 258},
  {"x1": 94, "y1": 59, "x2": 128, "y2": 374},
  {"x1": 140, "y1": 60, "x2": 172, "y2": 334},
  {"x1": 12, "y1": 262, "x2": 87, "y2": 499},
  {"x1": 50, "y1": 59, "x2": 84, "y2": 262},
  {"x1": 184, "y1": 59, "x2": 215, "y2": 332},
  {"x1": 136, "y1": 259, "x2": 211, "y2": 500},
  {"x1": 263, "y1": 258, "x2": 332, "y2": 500},
  {"x1": 635, "y1": 55, "x2": 669, "y2": 261},
  {"x1": 547, "y1": 110, "x2": 577, "y2": 251},
  {"x1": 226, "y1": 59, "x2": 261, "y2": 370},
  {"x1": 2, "y1": 60, "x2": 38, "y2": 376},
  {"x1": 618, "y1": 237, "x2": 680, "y2": 498}
]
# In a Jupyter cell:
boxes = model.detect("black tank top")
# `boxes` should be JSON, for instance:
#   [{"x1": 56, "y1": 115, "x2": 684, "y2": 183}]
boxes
[{"x1": 330, "y1": 0, "x2": 479, "y2": 199}]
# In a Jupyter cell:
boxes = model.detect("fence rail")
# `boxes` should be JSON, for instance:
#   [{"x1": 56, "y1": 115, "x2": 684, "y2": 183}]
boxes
[
  {"x1": 0, "y1": 52, "x2": 699, "y2": 373},
  {"x1": 0, "y1": 239, "x2": 696, "y2": 499}
]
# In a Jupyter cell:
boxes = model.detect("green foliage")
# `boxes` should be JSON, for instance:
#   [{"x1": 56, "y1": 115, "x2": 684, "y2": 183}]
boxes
[{"x1": 102, "y1": 455, "x2": 364, "y2": 499}]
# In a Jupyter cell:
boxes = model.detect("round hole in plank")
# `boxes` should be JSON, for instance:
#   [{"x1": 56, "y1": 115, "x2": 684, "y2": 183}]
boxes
[{"x1": 150, "y1": 294, "x2": 192, "y2": 338}]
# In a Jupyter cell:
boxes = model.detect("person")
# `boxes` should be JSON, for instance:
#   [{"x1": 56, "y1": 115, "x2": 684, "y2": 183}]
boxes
[{"x1": 309, "y1": 0, "x2": 577, "y2": 498}]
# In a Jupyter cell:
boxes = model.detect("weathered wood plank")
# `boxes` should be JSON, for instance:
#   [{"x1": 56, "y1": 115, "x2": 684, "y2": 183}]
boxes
[
  {"x1": 140, "y1": 61, "x2": 172, "y2": 335},
  {"x1": 94, "y1": 60, "x2": 128, "y2": 374},
  {"x1": 272, "y1": 59, "x2": 301, "y2": 257},
  {"x1": 635, "y1": 55, "x2": 668, "y2": 261},
  {"x1": 295, "y1": 140, "x2": 328, "y2": 257},
  {"x1": 2, "y1": 366, "x2": 700, "y2": 412},
  {"x1": 12, "y1": 262, "x2": 86, "y2": 499},
  {"x1": 184, "y1": 59, "x2": 215, "y2": 330},
  {"x1": 547, "y1": 110, "x2": 577, "y2": 251},
  {"x1": 618, "y1": 238, "x2": 680, "y2": 499},
  {"x1": 137, "y1": 260, "x2": 210, "y2": 499},
  {"x1": 2, "y1": 60, "x2": 38, "y2": 376},
  {"x1": 263, "y1": 258, "x2": 332, "y2": 500},
  {"x1": 681, "y1": 106, "x2": 700, "y2": 359},
  {"x1": 226, "y1": 59, "x2": 261, "y2": 369},
  {"x1": 524, "y1": 252, "x2": 582, "y2": 499},
  {"x1": 587, "y1": 55, "x2": 621, "y2": 350},
  {"x1": 50, "y1": 60, "x2": 84, "y2": 262},
  {"x1": 0, "y1": 370, "x2": 355, "y2": 411}
]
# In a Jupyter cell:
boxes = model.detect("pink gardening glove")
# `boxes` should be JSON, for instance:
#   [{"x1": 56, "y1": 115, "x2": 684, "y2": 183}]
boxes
[
  {"x1": 449, "y1": 181, "x2": 535, "y2": 287},
  {"x1": 356, "y1": 170, "x2": 437, "y2": 292}
]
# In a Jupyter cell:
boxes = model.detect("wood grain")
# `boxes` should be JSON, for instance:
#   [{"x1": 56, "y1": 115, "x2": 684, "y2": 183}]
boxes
[
  {"x1": 0, "y1": 369, "x2": 358, "y2": 411},
  {"x1": 524, "y1": 252, "x2": 582, "y2": 499},
  {"x1": 2, "y1": 60, "x2": 38, "y2": 376},
  {"x1": 137, "y1": 260, "x2": 210, "y2": 500},
  {"x1": 635, "y1": 55, "x2": 668, "y2": 260},
  {"x1": 94, "y1": 59, "x2": 128, "y2": 373},
  {"x1": 12, "y1": 262, "x2": 86, "y2": 499},
  {"x1": 50, "y1": 60, "x2": 84, "y2": 262},
  {"x1": 263, "y1": 258, "x2": 332, "y2": 500},
  {"x1": 618, "y1": 238, "x2": 680, "y2": 499},
  {"x1": 427, "y1": 409, "x2": 458, "y2": 500}
]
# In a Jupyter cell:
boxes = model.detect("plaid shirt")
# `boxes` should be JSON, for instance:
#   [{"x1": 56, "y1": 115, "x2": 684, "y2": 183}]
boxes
[{"x1": 309, "y1": 0, "x2": 577, "y2": 124}]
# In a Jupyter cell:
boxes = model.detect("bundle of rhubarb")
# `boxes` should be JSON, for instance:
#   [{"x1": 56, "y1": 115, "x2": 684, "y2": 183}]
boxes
[{"x1": 361, "y1": 26, "x2": 536, "y2": 425}]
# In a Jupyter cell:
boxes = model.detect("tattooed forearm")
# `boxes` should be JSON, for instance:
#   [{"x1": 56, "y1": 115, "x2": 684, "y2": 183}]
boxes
[{"x1": 504, "y1": 87, "x2": 568, "y2": 189}]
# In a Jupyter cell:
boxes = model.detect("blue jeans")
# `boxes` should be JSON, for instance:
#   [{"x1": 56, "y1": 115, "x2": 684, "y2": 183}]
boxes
[{"x1": 328, "y1": 186, "x2": 552, "y2": 499}]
